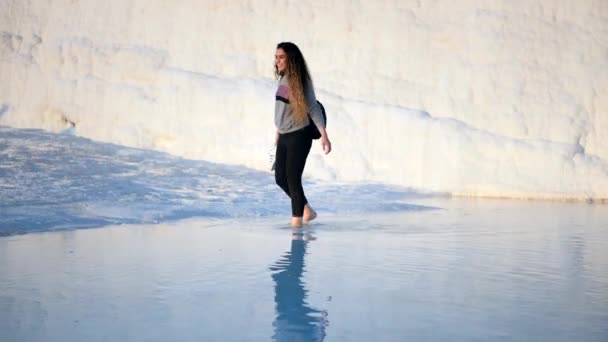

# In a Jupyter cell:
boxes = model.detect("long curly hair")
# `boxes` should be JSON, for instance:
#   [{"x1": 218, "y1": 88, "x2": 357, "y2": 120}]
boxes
[{"x1": 275, "y1": 42, "x2": 312, "y2": 126}]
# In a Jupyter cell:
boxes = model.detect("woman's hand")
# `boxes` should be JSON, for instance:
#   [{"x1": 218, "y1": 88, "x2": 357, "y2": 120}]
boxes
[
  {"x1": 321, "y1": 136, "x2": 331, "y2": 154},
  {"x1": 322, "y1": 137, "x2": 331, "y2": 154},
  {"x1": 275, "y1": 131, "x2": 279, "y2": 146},
  {"x1": 318, "y1": 127, "x2": 331, "y2": 154}
]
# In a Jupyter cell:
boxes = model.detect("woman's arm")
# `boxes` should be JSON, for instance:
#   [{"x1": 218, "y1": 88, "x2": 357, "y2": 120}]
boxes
[{"x1": 304, "y1": 79, "x2": 331, "y2": 154}]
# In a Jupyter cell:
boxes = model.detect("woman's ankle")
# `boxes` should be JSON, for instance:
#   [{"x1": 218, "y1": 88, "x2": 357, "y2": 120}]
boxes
[
  {"x1": 291, "y1": 216, "x2": 303, "y2": 228},
  {"x1": 303, "y1": 205, "x2": 317, "y2": 223}
]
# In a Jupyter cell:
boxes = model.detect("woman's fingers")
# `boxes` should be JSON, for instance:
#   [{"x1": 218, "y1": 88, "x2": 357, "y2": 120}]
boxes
[{"x1": 323, "y1": 139, "x2": 332, "y2": 154}]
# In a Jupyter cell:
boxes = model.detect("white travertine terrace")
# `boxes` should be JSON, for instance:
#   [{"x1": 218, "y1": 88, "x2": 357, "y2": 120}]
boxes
[{"x1": 1, "y1": 0, "x2": 607, "y2": 200}]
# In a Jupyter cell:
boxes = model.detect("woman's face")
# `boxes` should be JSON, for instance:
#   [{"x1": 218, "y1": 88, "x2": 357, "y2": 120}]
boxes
[{"x1": 275, "y1": 48, "x2": 287, "y2": 74}]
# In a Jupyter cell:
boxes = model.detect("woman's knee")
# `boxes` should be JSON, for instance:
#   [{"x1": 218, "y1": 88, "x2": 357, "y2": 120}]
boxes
[{"x1": 286, "y1": 175, "x2": 303, "y2": 191}]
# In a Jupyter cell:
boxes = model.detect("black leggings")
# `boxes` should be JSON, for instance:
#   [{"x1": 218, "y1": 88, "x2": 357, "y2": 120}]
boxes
[{"x1": 275, "y1": 128, "x2": 313, "y2": 217}]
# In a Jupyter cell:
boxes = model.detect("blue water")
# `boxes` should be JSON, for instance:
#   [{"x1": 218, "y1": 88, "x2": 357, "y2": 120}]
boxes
[
  {"x1": 1, "y1": 204, "x2": 607, "y2": 341},
  {"x1": 1, "y1": 127, "x2": 607, "y2": 341}
]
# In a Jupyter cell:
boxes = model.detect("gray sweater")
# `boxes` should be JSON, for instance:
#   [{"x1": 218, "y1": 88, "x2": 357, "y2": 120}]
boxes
[{"x1": 274, "y1": 75, "x2": 326, "y2": 134}]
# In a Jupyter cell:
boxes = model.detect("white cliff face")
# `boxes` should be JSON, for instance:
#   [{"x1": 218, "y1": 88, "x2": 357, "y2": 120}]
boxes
[{"x1": 1, "y1": 0, "x2": 607, "y2": 200}]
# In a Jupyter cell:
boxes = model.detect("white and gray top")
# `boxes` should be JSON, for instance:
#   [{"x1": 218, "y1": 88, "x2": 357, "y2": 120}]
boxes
[{"x1": 274, "y1": 75, "x2": 326, "y2": 134}]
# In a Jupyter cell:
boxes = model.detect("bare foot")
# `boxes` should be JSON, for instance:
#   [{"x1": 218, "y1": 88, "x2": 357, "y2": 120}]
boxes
[
  {"x1": 291, "y1": 217, "x2": 303, "y2": 228},
  {"x1": 303, "y1": 205, "x2": 317, "y2": 223}
]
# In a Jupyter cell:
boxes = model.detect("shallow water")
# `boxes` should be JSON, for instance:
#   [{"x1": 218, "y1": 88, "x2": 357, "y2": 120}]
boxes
[
  {"x1": 1, "y1": 198, "x2": 607, "y2": 341},
  {"x1": 0, "y1": 126, "x2": 431, "y2": 236}
]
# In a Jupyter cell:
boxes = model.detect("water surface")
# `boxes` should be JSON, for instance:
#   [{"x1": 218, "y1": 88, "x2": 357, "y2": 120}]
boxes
[{"x1": 1, "y1": 198, "x2": 607, "y2": 341}]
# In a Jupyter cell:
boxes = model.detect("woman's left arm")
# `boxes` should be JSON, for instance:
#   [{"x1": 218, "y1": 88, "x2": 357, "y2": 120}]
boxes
[{"x1": 305, "y1": 81, "x2": 331, "y2": 154}]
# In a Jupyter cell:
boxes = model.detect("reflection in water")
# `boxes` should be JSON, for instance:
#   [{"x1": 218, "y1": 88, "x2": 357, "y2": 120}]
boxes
[{"x1": 270, "y1": 232, "x2": 328, "y2": 341}]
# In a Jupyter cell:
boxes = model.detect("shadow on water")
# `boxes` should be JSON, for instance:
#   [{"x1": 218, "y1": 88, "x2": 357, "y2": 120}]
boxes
[
  {"x1": 270, "y1": 231, "x2": 328, "y2": 342},
  {"x1": 1, "y1": 126, "x2": 440, "y2": 236}
]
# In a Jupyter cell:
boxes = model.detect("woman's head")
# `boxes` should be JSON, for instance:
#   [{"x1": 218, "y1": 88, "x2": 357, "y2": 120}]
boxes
[
  {"x1": 275, "y1": 42, "x2": 310, "y2": 79},
  {"x1": 275, "y1": 42, "x2": 312, "y2": 125}
]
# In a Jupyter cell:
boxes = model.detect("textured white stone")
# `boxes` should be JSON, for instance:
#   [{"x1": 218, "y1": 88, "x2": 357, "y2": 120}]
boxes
[{"x1": 1, "y1": 0, "x2": 607, "y2": 200}]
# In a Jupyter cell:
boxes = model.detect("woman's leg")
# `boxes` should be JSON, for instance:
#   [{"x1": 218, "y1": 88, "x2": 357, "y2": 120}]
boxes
[
  {"x1": 274, "y1": 136, "x2": 290, "y2": 197},
  {"x1": 285, "y1": 131, "x2": 312, "y2": 219}
]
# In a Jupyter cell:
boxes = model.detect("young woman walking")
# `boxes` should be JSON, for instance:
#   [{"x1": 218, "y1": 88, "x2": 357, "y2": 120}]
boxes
[{"x1": 273, "y1": 42, "x2": 332, "y2": 228}]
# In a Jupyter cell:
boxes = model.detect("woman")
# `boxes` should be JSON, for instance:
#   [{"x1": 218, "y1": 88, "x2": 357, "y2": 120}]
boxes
[{"x1": 274, "y1": 42, "x2": 331, "y2": 228}]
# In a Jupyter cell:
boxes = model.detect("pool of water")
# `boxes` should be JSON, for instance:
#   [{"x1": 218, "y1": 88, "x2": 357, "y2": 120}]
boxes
[{"x1": 1, "y1": 198, "x2": 607, "y2": 341}]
